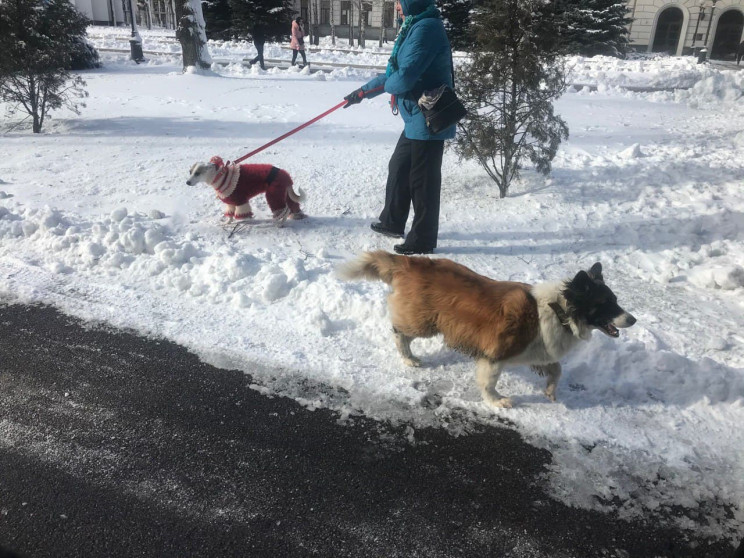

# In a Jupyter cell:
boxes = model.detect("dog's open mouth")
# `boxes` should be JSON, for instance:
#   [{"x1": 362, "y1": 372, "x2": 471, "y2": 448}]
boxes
[{"x1": 598, "y1": 323, "x2": 619, "y2": 337}]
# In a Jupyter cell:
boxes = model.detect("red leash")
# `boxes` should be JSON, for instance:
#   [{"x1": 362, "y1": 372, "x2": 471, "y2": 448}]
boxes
[{"x1": 232, "y1": 87, "x2": 384, "y2": 164}]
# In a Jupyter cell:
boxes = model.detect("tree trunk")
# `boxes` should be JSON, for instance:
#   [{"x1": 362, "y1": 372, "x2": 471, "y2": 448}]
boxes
[
  {"x1": 378, "y1": 0, "x2": 384, "y2": 47},
  {"x1": 313, "y1": 0, "x2": 320, "y2": 45},
  {"x1": 330, "y1": 0, "x2": 336, "y2": 45},
  {"x1": 145, "y1": 0, "x2": 153, "y2": 30},
  {"x1": 357, "y1": 0, "x2": 365, "y2": 48},
  {"x1": 174, "y1": 0, "x2": 212, "y2": 70},
  {"x1": 349, "y1": 1, "x2": 354, "y2": 46},
  {"x1": 308, "y1": 0, "x2": 314, "y2": 45}
]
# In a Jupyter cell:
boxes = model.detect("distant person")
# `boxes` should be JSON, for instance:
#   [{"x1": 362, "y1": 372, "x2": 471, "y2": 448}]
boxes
[
  {"x1": 290, "y1": 17, "x2": 308, "y2": 68},
  {"x1": 737, "y1": 40, "x2": 744, "y2": 65},
  {"x1": 249, "y1": 23, "x2": 267, "y2": 70}
]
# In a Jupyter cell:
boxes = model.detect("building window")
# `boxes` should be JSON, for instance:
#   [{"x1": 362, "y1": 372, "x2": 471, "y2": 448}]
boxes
[
  {"x1": 362, "y1": 1, "x2": 371, "y2": 25},
  {"x1": 321, "y1": 0, "x2": 330, "y2": 24},
  {"x1": 341, "y1": 1, "x2": 350, "y2": 25}
]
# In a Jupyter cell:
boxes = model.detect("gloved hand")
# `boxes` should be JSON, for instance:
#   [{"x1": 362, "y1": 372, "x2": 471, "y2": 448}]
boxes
[{"x1": 343, "y1": 88, "x2": 365, "y2": 108}]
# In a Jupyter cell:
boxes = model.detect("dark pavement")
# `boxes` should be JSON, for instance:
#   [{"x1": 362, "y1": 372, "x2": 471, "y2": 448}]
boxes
[{"x1": 0, "y1": 302, "x2": 736, "y2": 557}]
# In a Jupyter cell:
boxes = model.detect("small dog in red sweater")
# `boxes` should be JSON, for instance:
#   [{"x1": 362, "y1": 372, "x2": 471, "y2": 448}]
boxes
[{"x1": 187, "y1": 156, "x2": 306, "y2": 224}]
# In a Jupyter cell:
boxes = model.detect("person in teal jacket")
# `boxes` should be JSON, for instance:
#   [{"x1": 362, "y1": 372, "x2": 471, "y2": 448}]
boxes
[{"x1": 343, "y1": 0, "x2": 455, "y2": 254}]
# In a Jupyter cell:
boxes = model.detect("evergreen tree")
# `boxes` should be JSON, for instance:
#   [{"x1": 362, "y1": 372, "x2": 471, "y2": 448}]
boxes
[
  {"x1": 229, "y1": 0, "x2": 294, "y2": 41},
  {"x1": 0, "y1": 0, "x2": 90, "y2": 133},
  {"x1": 69, "y1": 37, "x2": 101, "y2": 71},
  {"x1": 553, "y1": 0, "x2": 632, "y2": 57},
  {"x1": 175, "y1": 0, "x2": 213, "y2": 69},
  {"x1": 439, "y1": 0, "x2": 473, "y2": 51},
  {"x1": 454, "y1": 0, "x2": 568, "y2": 198},
  {"x1": 203, "y1": 0, "x2": 233, "y2": 40}
]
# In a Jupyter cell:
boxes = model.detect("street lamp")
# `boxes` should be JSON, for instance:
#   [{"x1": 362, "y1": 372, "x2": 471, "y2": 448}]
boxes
[
  {"x1": 692, "y1": 3, "x2": 706, "y2": 48},
  {"x1": 692, "y1": 2, "x2": 708, "y2": 62},
  {"x1": 702, "y1": 0, "x2": 719, "y2": 60},
  {"x1": 128, "y1": 0, "x2": 145, "y2": 63}
]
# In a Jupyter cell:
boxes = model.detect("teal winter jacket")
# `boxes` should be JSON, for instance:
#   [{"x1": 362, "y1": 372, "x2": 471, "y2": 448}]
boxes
[{"x1": 360, "y1": 0, "x2": 456, "y2": 140}]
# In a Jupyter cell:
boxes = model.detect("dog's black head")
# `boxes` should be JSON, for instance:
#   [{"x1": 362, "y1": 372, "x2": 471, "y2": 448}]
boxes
[{"x1": 563, "y1": 263, "x2": 636, "y2": 337}]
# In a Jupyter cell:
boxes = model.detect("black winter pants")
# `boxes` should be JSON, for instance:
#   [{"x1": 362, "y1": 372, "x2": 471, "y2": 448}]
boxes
[
  {"x1": 291, "y1": 49, "x2": 307, "y2": 66},
  {"x1": 250, "y1": 40, "x2": 266, "y2": 69},
  {"x1": 378, "y1": 132, "x2": 445, "y2": 250}
]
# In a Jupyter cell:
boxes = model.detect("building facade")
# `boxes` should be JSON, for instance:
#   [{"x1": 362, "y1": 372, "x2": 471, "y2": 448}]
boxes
[
  {"x1": 629, "y1": 0, "x2": 744, "y2": 59},
  {"x1": 71, "y1": 0, "x2": 744, "y2": 60}
]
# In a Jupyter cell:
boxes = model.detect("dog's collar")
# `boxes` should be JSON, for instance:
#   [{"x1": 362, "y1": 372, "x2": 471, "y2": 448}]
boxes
[
  {"x1": 213, "y1": 165, "x2": 228, "y2": 182},
  {"x1": 209, "y1": 163, "x2": 240, "y2": 199},
  {"x1": 548, "y1": 302, "x2": 573, "y2": 333}
]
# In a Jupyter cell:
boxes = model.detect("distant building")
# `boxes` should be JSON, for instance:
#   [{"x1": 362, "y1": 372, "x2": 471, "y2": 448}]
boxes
[
  {"x1": 71, "y1": 0, "x2": 744, "y2": 60},
  {"x1": 630, "y1": 0, "x2": 744, "y2": 59}
]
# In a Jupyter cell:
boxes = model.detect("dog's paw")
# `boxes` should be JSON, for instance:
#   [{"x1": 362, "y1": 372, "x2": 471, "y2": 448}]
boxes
[
  {"x1": 483, "y1": 391, "x2": 513, "y2": 408},
  {"x1": 234, "y1": 213, "x2": 254, "y2": 221},
  {"x1": 544, "y1": 390, "x2": 557, "y2": 402},
  {"x1": 402, "y1": 356, "x2": 422, "y2": 368},
  {"x1": 492, "y1": 397, "x2": 513, "y2": 409}
]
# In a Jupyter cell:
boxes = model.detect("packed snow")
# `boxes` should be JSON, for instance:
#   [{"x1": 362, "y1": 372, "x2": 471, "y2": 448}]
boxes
[{"x1": 2, "y1": 26, "x2": 743, "y2": 544}]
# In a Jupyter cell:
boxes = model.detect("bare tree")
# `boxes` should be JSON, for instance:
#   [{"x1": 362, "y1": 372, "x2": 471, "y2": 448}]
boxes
[
  {"x1": 355, "y1": 0, "x2": 366, "y2": 47},
  {"x1": 174, "y1": 0, "x2": 213, "y2": 69},
  {"x1": 144, "y1": 0, "x2": 154, "y2": 29},
  {"x1": 378, "y1": 0, "x2": 385, "y2": 47},
  {"x1": 348, "y1": 1, "x2": 354, "y2": 46},
  {"x1": 330, "y1": 0, "x2": 336, "y2": 45},
  {"x1": 311, "y1": 0, "x2": 320, "y2": 45}
]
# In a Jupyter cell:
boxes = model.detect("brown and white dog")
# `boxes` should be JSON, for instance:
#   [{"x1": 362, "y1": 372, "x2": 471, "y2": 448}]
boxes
[
  {"x1": 340, "y1": 251, "x2": 636, "y2": 408},
  {"x1": 187, "y1": 156, "x2": 306, "y2": 224}
]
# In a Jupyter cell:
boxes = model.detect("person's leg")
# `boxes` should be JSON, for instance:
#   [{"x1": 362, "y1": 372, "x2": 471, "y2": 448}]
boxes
[
  {"x1": 377, "y1": 133, "x2": 413, "y2": 235},
  {"x1": 291, "y1": 49, "x2": 298, "y2": 65},
  {"x1": 403, "y1": 139, "x2": 444, "y2": 250},
  {"x1": 257, "y1": 41, "x2": 266, "y2": 69},
  {"x1": 300, "y1": 50, "x2": 307, "y2": 66}
]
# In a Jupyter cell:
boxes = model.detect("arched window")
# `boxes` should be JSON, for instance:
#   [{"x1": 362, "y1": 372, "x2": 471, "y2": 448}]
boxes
[
  {"x1": 652, "y1": 7, "x2": 684, "y2": 54},
  {"x1": 712, "y1": 10, "x2": 744, "y2": 60}
]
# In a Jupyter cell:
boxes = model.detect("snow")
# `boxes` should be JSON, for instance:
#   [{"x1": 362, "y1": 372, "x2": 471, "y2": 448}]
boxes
[{"x1": 2, "y1": 26, "x2": 744, "y2": 543}]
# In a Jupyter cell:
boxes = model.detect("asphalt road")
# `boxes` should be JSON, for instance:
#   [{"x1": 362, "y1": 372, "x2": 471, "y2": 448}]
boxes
[{"x1": 0, "y1": 302, "x2": 736, "y2": 557}]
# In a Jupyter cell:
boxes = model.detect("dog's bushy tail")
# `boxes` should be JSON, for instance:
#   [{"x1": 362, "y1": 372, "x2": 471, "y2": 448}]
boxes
[
  {"x1": 337, "y1": 251, "x2": 402, "y2": 285},
  {"x1": 288, "y1": 186, "x2": 306, "y2": 204}
]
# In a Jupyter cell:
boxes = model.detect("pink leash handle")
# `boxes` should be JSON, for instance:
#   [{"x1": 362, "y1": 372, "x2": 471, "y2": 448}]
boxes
[{"x1": 232, "y1": 87, "x2": 385, "y2": 164}]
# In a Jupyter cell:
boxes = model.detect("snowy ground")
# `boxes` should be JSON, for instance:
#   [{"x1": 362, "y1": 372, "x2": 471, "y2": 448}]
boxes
[{"x1": 2, "y1": 26, "x2": 744, "y2": 544}]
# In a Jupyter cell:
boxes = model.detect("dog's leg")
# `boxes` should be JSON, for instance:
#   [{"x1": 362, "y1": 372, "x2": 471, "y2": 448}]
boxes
[
  {"x1": 223, "y1": 204, "x2": 236, "y2": 219},
  {"x1": 393, "y1": 328, "x2": 421, "y2": 367},
  {"x1": 272, "y1": 207, "x2": 290, "y2": 226},
  {"x1": 533, "y1": 362, "x2": 562, "y2": 402},
  {"x1": 234, "y1": 202, "x2": 253, "y2": 220},
  {"x1": 476, "y1": 358, "x2": 512, "y2": 408}
]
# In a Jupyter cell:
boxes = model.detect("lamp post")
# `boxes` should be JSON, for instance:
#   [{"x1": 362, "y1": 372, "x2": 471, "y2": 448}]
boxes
[
  {"x1": 128, "y1": 0, "x2": 145, "y2": 63},
  {"x1": 692, "y1": 2, "x2": 707, "y2": 62},
  {"x1": 692, "y1": 4, "x2": 706, "y2": 47},
  {"x1": 702, "y1": 0, "x2": 719, "y2": 60}
]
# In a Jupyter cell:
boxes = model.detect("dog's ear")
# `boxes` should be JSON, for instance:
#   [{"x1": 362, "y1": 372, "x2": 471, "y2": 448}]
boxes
[
  {"x1": 569, "y1": 270, "x2": 593, "y2": 292},
  {"x1": 189, "y1": 163, "x2": 198, "y2": 175},
  {"x1": 587, "y1": 262, "x2": 604, "y2": 283}
]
